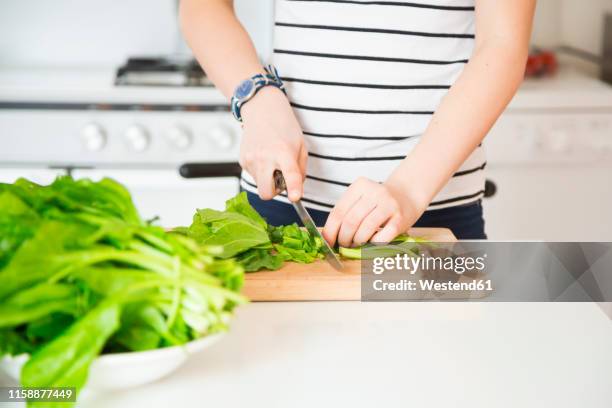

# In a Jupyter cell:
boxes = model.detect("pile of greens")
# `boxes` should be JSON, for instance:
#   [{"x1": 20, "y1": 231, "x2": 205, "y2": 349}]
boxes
[
  {"x1": 0, "y1": 177, "x2": 246, "y2": 406},
  {"x1": 0, "y1": 176, "x2": 427, "y2": 406},
  {"x1": 178, "y1": 192, "x2": 325, "y2": 272}
]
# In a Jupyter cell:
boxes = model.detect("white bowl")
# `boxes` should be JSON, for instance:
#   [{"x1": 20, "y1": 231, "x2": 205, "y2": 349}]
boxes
[{"x1": 0, "y1": 334, "x2": 223, "y2": 391}]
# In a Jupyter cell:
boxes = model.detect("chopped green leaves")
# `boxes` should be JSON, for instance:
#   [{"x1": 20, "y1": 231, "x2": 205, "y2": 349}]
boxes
[{"x1": 183, "y1": 193, "x2": 324, "y2": 272}]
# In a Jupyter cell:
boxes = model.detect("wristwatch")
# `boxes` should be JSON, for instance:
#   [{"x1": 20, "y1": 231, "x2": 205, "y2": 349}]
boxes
[{"x1": 230, "y1": 65, "x2": 286, "y2": 123}]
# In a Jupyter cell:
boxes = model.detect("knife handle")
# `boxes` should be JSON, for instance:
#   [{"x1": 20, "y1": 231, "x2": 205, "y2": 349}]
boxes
[{"x1": 273, "y1": 169, "x2": 287, "y2": 194}]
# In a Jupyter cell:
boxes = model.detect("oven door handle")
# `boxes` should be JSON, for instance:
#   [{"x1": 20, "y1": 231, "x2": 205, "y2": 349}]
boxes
[{"x1": 179, "y1": 162, "x2": 242, "y2": 179}]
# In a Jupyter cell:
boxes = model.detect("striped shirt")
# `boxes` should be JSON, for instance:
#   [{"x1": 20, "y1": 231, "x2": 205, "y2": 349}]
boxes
[{"x1": 241, "y1": 0, "x2": 486, "y2": 211}]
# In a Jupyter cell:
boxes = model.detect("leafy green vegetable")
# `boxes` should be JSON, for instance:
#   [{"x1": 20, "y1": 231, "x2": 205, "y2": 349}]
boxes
[
  {"x1": 338, "y1": 234, "x2": 430, "y2": 260},
  {"x1": 225, "y1": 192, "x2": 267, "y2": 227},
  {"x1": 0, "y1": 191, "x2": 40, "y2": 268},
  {"x1": 188, "y1": 208, "x2": 270, "y2": 258},
  {"x1": 21, "y1": 300, "x2": 121, "y2": 394},
  {"x1": 0, "y1": 283, "x2": 79, "y2": 327},
  {"x1": 183, "y1": 192, "x2": 324, "y2": 272},
  {"x1": 0, "y1": 176, "x2": 427, "y2": 407},
  {"x1": 184, "y1": 192, "x2": 427, "y2": 269},
  {"x1": 235, "y1": 248, "x2": 285, "y2": 271},
  {"x1": 0, "y1": 176, "x2": 246, "y2": 407},
  {"x1": 270, "y1": 224, "x2": 323, "y2": 264}
]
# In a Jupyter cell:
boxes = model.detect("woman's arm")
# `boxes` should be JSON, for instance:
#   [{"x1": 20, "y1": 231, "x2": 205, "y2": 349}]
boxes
[
  {"x1": 179, "y1": 0, "x2": 307, "y2": 201},
  {"x1": 323, "y1": 0, "x2": 536, "y2": 247}
]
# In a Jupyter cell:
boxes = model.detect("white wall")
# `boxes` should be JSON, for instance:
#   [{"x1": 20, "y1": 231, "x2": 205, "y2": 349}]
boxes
[
  {"x1": 0, "y1": 0, "x2": 179, "y2": 67},
  {"x1": 235, "y1": 0, "x2": 274, "y2": 61},
  {"x1": 531, "y1": 0, "x2": 562, "y2": 48},
  {"x1": 559, "y1": 0, "x2": 612, "y2": 56},
  {"x1": 529, "y1": 0, "x2": 612, "y2": 75},
  {"x1": 531, "y1": 0, "x2": 612, "y2": 54},
  {"x1": 0, "y1": 0, "x2": 274, "y2": 68},
  {"x1": 1, "y1": 0, "x2": 609, "y2": 69}
]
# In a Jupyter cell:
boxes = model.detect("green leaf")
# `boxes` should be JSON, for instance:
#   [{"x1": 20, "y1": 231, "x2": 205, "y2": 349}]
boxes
[
  {"x1": 188, "y1": 208, "x2": 269, "y2": 258},
  {"x1": 0, "y1": 221, "x2": 96, "y2": 301},
  {"x1": 69, "y1": 267, "x2": 163, "y2": 296},
  {"x1": 26, "y1": 314, "x2": 75, "y2": 345},
  {"x1": 0, "y1": 191, "x2": 40, "y2": 268},
  {"x1": 0, "y1": 329, "x2": 35, "y2": 356},
  {"x1": 0, "y1": 283, "x2": 79, "y2": 328},
  {"x1": 110, "y1": 304, "x2": 167, "y2": 352},
  {"x1": 205, "y1": 259, "x2": 245, "y2": 291},
  {"x1": 21, "y1": 300, "x2": 121, "y2": 403},
  {"x1": 112, "y1": 325, "x2": 161, "y2": 352},
  {"x1": 224, "y1": 192, "x2": 267, "y2": 227},
  {"x1": 236, "y1": 248, "x2": 285, "y2": 272}
]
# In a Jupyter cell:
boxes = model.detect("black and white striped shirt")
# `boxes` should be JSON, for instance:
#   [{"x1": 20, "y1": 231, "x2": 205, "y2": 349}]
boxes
[{"x1": 241, "y1": 0, "x2": 486, "y2": 211}]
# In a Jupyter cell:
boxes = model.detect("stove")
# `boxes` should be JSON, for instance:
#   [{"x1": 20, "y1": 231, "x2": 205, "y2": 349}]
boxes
[
  {"x1": 115, "y1": 57, "x2": 213, "y2": 87},
  {"x1": 0, "y1": 65, "x2": 241, "y2": 227}
]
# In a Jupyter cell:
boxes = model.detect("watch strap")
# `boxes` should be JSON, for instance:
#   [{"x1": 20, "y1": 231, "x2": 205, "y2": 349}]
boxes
[{"x1": 230, "y1": 65, "x2": 286, "y2": 122}]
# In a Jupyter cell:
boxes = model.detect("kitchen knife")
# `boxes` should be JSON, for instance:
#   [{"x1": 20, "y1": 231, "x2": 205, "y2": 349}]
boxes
[{"x1": 273, "y1": 170, "x2": 344, "y2": 271}]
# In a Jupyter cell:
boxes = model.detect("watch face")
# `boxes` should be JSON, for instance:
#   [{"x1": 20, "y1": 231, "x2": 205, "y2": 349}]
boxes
[{"x1": 235, "y1": 79, "x2": 255, "y2": 100}]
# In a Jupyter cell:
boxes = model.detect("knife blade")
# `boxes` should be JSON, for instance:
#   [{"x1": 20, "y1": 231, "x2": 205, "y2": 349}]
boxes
[{"x1": 273, "y1": 170, "x2": 344, "y2": 271}]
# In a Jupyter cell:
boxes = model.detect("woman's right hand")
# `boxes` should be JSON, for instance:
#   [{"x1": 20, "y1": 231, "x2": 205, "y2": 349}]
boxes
[{"x1": 239, "y1": 86, "x2": 307, "y2": 202}]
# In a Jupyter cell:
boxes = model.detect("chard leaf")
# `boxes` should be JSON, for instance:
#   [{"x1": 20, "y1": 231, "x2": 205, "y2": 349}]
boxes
[
  {"x1": 110, "y1": 304, "x2": 168, "y2": 352},
  {"x1": 188, "y1": 209, "x2": 269, "y2": 258},
  {"x1": 0, "y1": 191, "x2": 40, "y2": 268},
  {"x1": 0, "y1": 329, "x2": 35, "y2": 356},
  {"x1": 26, "y1": 314, "x2": 75, "y2": 345},
  {"x1": 112, "y1": 325, "x2": 161, "y2": 352},
  {"x1": 224, "y1": 192, "x2": 267, "y2": 227},
  {"x1": 205, "y1": 259, "x2": 245, "y2": 291},
  {"x1": 0, "y1": 221, "x2": 96, "y2": 301},
  {"x1": 236, "y1": 248, "x2": 284, "y2": 272},
  {"x1": 21, "y1": 300, "x2": 121, "y2": 401},
  {"x1": 70, "y1": 267, "x2": 164, "y2": 296},
  {"x1": 0, "y1": 283, "x2": 79, "y2": 328}
]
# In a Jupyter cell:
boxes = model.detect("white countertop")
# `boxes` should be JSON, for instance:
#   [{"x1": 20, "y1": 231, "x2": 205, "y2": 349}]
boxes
[
  {"x1": 508, "y1": 67, "x2": 612, "y2": 111},
  {"x1": 3, "y1": 302, "x2": 609, "y2": 408}
]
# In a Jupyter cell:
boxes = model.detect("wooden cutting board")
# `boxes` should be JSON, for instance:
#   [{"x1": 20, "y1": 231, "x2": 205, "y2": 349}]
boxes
[{"x1": 242, "y1": 227, "x2": 457, "y2": 301}]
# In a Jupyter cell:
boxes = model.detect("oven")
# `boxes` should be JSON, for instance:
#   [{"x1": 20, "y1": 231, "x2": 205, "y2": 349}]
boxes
[{"x1": 0, "y1": 88, "x2": 242, "y2": 228}]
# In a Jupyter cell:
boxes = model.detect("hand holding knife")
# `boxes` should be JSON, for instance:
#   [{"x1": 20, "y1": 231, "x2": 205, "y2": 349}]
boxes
[{"x1": 273, "y1": 170, "x2": 344, "y2": 271}]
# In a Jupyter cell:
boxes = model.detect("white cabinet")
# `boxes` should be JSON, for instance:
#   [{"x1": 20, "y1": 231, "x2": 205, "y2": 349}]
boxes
[{"x1": 483, "y1": 112, "x2": 612, "y2": 241}]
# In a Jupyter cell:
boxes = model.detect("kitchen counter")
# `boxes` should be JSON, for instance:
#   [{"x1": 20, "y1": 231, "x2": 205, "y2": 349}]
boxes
[
  {"x1": 508, "y1": 67, "x2": 612, "y2": 111},
  {"x1": 3, "y1": 302, "x2": 610, "y2": 408}
]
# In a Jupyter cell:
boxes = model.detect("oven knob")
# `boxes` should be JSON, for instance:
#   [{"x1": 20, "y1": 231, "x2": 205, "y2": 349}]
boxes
[
  {"x1": 546, "y1": 129, "x2": 570, "y2": 153},
  {"x1": 167, "y1": 126, "x2": 193, "y2": 150},
  {"x1": 208, "y1": 125, "x2": 234, "y2": 150},
  {"x1": 81, "y1": 123, "x2": 106, "y2": 151},
  {"x1": 124, "y1": 125, "x2": 150, "y2": 152}
]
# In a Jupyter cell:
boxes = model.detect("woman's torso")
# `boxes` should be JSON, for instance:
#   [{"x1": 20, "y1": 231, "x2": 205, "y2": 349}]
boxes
[{"x1": 240, "y1": 0, "x2": 486, "y2": 211}]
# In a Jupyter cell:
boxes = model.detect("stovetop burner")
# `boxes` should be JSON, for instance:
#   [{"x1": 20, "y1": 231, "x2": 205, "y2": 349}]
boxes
[{"x1": 115, "y1": 56, "x2": 212, "y2": 87}]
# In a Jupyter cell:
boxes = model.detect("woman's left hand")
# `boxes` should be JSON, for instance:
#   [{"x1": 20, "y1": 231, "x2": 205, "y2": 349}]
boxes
[{"x1": 322, "y1": 177, "x2": 426, "y2": 248}]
